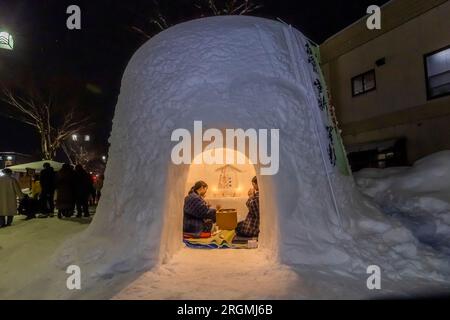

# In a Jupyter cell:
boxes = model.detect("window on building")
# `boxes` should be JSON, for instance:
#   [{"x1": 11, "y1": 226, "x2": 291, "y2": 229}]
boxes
[
  {"x1": 347, "y1": 138, "x2": 407, "y2": 172},
  {"x1": 424, "y1": 45, "x2": 450, "y2": 100},
  {"x1": 351, "y1": 70, "x2": 376, "y2": 97}
]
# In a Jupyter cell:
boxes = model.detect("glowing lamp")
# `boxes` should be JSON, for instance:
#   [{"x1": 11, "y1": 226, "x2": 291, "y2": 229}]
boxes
[{"x1": 0, "y1": 31, "x2": 14, "y2": 50}]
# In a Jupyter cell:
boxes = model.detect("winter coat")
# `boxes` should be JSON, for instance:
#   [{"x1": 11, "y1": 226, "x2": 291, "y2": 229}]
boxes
[
  {"x1": 31, "y1": 180, "x2": 41, "y2": 199},
  {"x1": 0, "y1": 175, "x2": 24, "y2": 216},
  {"x1": 40, "y1": 167, "x2": 56, "y2": 192},
  {"x1": 74, "y1": 169, "x2": 94, "y2": 200},
  {"x1": 56, "y1": 168, "x2": 76, "y2": 210},
  {"x1": 235, "y1": 191, "x2": 260, "y2": 237},
  {"x1": 183, "y1": 192, "x2": 216, "y2": 233}
]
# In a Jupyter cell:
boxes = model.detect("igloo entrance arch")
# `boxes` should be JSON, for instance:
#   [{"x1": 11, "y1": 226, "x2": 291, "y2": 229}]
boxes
[{"x1": 159, "y1": 138, "x2": 279, "y2": 262}]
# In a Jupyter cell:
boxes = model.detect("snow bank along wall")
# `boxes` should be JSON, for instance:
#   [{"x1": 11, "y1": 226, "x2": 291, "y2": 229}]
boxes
[{"x1": 54, "y1": 16, "x2": 450, "y2": 289}]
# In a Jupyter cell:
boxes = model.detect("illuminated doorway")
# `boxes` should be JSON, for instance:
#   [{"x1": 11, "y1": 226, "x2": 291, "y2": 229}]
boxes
[{"x1": 183, "y1": 148, "x2": 258, "y2": 249}]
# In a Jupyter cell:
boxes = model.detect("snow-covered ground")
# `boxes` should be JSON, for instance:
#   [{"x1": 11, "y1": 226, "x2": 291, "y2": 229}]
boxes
[
  {"x1": 113, "y1": 247, "x2": 450, "y2": 300},
  {"x1": 355, "y1": 151, "x2": 450, "y2": 255},
  {"x1": 114, "y1": 248, "x2": 302, "y2": 300},
  {"x1": 0, "y1": 216, "x2": 90, "y2": 299},
  {"x1": 1, "y1": 205, "x2": 450, "y2": 300}
]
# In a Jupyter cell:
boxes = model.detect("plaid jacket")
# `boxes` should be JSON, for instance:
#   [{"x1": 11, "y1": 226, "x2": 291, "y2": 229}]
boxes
[
  {"x1": 183, "y1": 192, "x2": 216, "y2": 234},
  {"x1": 236, "y1": 191, "x2": 260, "y2": 237}
]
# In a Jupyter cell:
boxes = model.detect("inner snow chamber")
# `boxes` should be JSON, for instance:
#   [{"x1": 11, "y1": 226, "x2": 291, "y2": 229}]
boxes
[
  {"x1": 184, "y1": 148, "x2": 261, "y2": 247},
  {"x1": 159, "y1": 144, "x2": 279, "y2": 260}
]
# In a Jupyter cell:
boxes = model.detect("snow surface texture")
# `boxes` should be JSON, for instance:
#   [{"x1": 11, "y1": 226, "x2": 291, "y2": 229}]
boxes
[
  {"x1": 0, "y1": 217, "x2": 89, "y2": 299},
  {"x1": 113, "y1": 248, "x2": 303, "y2": 300},
  {"x1": 355, "y1": 151, "x2": 450, "y2": 255},
  {"x1": 23, "y1": 16, "x2": 449, "y2": 298}
]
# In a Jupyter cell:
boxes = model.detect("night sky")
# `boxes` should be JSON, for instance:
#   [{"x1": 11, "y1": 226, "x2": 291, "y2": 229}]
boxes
[{"x1": 0, "y1": 0, "x2": 390, "y2": 159}]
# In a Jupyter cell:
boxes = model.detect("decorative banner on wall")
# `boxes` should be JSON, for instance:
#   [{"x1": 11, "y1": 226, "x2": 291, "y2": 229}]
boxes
[
  {"x1": 306, "y1": 41, "x2": 351, "y2": 176},
  {"x1": 282, "y1": 25, "x2": 348, "y2": 226}
]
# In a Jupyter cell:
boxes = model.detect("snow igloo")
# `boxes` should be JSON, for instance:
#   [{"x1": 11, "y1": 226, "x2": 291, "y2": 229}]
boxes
[
  {"x1": 101, "y1": 15, "x2": 351, "y2": 265},
  {"x1": 49, "y1": 16, "x2": 450, "y2": 297}
]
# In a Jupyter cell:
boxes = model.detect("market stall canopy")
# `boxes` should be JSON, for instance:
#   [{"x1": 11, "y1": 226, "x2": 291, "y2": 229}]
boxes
[{"x1": 7, "y1": 160, "x2": 64, "y2": 173}]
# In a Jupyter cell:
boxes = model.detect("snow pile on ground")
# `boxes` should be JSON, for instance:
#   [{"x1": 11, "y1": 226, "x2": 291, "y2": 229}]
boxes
[{"x1": 355, "y1": 151, "x2": 450, "y2": 254}]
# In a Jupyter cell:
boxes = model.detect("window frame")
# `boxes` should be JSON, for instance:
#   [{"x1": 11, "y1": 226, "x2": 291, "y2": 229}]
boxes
[
  {"x1": 351, "y1": 69, "x2": 377, "y2": 97},
  {"x1": 423, "y1": 44, "x2": 450, "y2": 101}
]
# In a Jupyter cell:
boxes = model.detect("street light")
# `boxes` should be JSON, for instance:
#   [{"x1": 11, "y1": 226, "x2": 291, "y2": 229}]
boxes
[
  {"x1": 72, "y1": 134, "x2": 78, "y2": 141},
  {"x1": 0, "y1": 31, "x2": 14, "y2": 50},
  {"x1": 102, "y1": 155, "x2": 107, "y2": 162}
]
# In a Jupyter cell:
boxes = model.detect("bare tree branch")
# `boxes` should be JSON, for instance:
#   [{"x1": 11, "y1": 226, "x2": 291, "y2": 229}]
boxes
[
  {"x1": 131, "y1": 26, "x2": 152, "y2": 39},
  {"x1": 130, "y1": 0, "x2": 263, "y2": 38},
  {"x1": 208, "y1": 0, "x2": 220, "y2": 15},
  {"x1": 62, "y1": 135, "x2": 94, "y2": 167},
  {"x1": 1, "y1": 87, "x2": 91, "y2": 160},
  {"x1": 2, "y1": 88, "x2": 40, "y2": 124}
]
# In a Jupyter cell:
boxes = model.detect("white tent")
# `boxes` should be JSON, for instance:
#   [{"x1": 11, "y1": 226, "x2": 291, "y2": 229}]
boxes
[
  {"x1": 7, "y1": 160, "x2": 64, "y2": 173},
  {"x1": 30, "y1": 16, "x2": 450, "y2": 298}
]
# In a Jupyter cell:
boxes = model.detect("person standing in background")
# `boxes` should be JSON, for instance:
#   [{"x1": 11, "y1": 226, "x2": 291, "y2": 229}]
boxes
[
  {"x1": 31, "y1": 174, "x2": 41, "y2": 200},
  {"x1": 74, "y1": 164, "x2": 93, "y2": 218},
  {"x1": 39, "y1": 162, "x2": 56, "y2": 218},
  {"x1": 0, "y1": 168, "x2": 25, "y2": 228},
  {"x1": 56, "y1": 163, "x2": 76, "y2": 218},
  {"x1": 94, "y1": 174, "x2": 104, "y2": 204}
]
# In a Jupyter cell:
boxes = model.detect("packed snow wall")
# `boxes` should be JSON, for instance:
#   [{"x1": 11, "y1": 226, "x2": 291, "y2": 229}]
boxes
[{"x1": 45, "y1": 16, "x2": 449, "y2": 296}]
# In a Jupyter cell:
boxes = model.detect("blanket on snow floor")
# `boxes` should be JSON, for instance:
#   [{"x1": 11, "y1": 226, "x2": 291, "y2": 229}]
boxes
[{"x1": 183, "y1": 230, "x2": 254, "y2": 249}]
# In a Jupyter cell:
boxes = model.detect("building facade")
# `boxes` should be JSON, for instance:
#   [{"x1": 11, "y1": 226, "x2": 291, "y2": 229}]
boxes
[{"x1": 320, "y1": 0, "x2": 450, "y2": 170}]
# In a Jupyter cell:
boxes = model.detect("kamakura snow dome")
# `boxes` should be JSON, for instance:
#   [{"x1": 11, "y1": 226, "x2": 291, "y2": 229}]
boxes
[{"x1": 54, "y1": 16, "x2": 449, "y2": 290}]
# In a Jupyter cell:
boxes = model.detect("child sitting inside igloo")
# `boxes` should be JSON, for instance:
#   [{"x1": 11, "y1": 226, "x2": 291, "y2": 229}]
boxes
[
  {"x1": 183, "y1": 180, "x2": 219, "y2": 236},
  {"x1": 235, "y1": 176, "x2": 260, "y2": 238}
]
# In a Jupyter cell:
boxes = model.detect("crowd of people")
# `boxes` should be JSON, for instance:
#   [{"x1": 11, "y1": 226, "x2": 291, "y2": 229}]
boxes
[
  {"x1": 0, "y1": 162, "x2": 104, "y2": 228},
  {"x1": 3, "y1": 161, "x2": 257, "y2": 237},
  {"x1": 183, "y1": 176, "x2": 260, "y2": 238}
]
